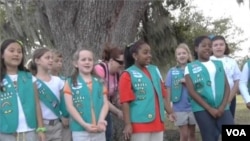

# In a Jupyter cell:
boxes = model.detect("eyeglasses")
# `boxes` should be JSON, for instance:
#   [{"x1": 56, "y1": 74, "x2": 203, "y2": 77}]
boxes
[{"x1": 113, "y1": 58, "x2": 124, "y2": 65}]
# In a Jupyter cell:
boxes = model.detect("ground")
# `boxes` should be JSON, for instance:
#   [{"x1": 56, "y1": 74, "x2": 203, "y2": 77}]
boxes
[{"x1": 164, "y1": 95, "x2": 249, "y2": 141}]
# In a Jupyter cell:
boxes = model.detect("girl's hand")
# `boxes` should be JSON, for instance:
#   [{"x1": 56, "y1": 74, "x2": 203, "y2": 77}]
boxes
[
  {"x1": 168, "y1": 113, "x2": 176, "y2": 122},
  {"x1": 61, "y1": 117, "x2": 69, "y2": 128},
  {"x1": 37, "y1": 132, "x2": 46, "y2": 141},
  {"x1": 246, "y1": 102, "x2": 250, "y2": 110},
  {"x1": 123, "y1": 123, "x2": 132, "y2": 140},
  {"x1": 208, "y1": 107, "x2": 218, "y2": 118},
  {"x1": 83, "y1": 123, "x2": 98, "y2": 133},
  {"x1": 180, "y1": 78, "x2": 185, "y2": 83},
  {"x1": 116, "y1": 110, "x2": 124, "y2": 120},
  {"x1": 97, "y1": 120, "x2": 107, "y2": 132}
]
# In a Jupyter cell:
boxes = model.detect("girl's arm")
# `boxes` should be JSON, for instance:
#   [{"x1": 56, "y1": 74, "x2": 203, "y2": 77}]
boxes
[
  {"x1": 185, "y1": 75, "x2": 214, "y2": 111},
  {"x1": 108, "y1": 101, "x2": 123, "y2": 119},
  {"x1": 218, "y1": 74, "x2": 230, "y2": 112},
  {"x1": 228, "y1": 80, "x2": 239, "y2": 103},
  {"x1": 64, "y1": 94, "x2": 88, "y2": 127},
  {"x1": 98, "y1": 95, "x2": 109, "y2": 122},
  {"x1": 122, "y1": 102, "x2": 132, "y2": 140},
  {"x1": 33, "y1": 83, "x2": 46, "y2": 141}
]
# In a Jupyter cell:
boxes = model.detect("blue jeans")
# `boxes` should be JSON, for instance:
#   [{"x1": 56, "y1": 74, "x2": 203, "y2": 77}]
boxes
[
  {"x1": 194, "y1": 110, "x2": 234, "y2": 141},
  {"x1": 229, "y1": 96, "x2": 236, "y2": 118},
  {"x1": 105, "y1": 112, "x2": 113, "y2": 141}
]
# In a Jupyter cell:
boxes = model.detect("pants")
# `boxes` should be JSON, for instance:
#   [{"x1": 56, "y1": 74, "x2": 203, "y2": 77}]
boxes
[
  {"x1": 62, "y1": 127, "x2": 72, "y2": 141},
  {"x1": 72, "y1": 131, "x2": 105, "y2": 141},
  {"x1": 194, "y1": 110, "x2": 234, "y2": 141},
  {"x1": 0, "y1": 131, "x2": 38, "y2": 141},
  {"x1": 131, "y1": 131, "x2": 163, "y2": 141},
  {"x1": 105, "y1": 112, "x2": 113, "y2": 141},
  {"x1": 43, "y1": 119, "x2": 63, "y2": 141},
  {"x1": 229, "y1": 96, "x2": 236, "y2": 118}
]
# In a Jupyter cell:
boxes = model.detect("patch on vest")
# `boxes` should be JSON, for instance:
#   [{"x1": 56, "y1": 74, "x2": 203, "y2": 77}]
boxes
[
  {"x1": 131, "y1": 70, "x2": 143, "y2": 78},
  {"x1": 192, "y1": 66, "x2": 202, "y2": 73},
  {"x1": 71, "y1": 82, "x2": 83, "y2": 89}
]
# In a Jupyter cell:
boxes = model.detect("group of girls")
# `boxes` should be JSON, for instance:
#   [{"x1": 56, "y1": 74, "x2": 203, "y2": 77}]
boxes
[{"x1": 0, "y1": 34, "x2": 249, "y2": 141}]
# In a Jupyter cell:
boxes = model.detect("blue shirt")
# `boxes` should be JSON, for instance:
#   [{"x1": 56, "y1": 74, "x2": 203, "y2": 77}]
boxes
[{"x1": 165, "y1": 68, "x2": 192, "y2": 112}]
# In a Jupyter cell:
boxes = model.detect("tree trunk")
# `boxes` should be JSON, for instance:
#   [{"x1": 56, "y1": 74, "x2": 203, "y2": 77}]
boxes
[{"x1": 38, "y1": 0, "x2": 150, "y2": 76}]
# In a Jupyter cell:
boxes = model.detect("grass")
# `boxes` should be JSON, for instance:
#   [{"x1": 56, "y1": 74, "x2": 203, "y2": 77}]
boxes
[{"x1": 164, "y1": 95, "x2": 250, "y2": 141}]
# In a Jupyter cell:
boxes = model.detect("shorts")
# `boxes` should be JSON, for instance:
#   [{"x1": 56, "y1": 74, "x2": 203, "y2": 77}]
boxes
[{"x1": 174, "y1": 111, "x2": 196, "y2": 126}]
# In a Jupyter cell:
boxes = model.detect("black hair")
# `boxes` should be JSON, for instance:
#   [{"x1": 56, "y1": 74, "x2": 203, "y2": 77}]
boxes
[
  {"x1": 211, "y1": 35, "x2": 230, "y2": 55},
  {"x1": 193, "y1": 35, "x2": 210, "y2": 60},
  {"x1": 0, "y1": 39, "x2": 27, "y2": 91},
  {"x1": 124, "y1": 39, "x2": 147, "y2": 69}
]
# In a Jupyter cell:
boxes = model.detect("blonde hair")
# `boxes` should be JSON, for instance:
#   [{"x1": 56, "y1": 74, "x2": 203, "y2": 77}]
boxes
[{"x1": 175, "y1": 43, "x2": 193, "y2": 64}]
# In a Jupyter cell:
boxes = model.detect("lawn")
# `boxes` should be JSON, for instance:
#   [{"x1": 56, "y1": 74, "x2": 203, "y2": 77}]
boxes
[{"x1": 164, "y1": 95, "x2": 250, "y2": 141}]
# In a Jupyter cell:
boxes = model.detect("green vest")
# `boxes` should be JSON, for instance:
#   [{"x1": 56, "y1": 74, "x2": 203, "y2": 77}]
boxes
[
  {"x1": 68, "y1": 75, "x2": 104, "y2": 131},
  {"x1": 187, "y1": 60, "x2": 228, "y2": 112},
  {"x1": 126, "y1": 65, "x2": 166, "y2": 123},
  {"x1": 0, "y1": 71, "x2": 37, "y2": 133},
  {"x1": 59, "y1": 76, "x2": 69, "y2": 118},
  {"x1": 36, "y1": 79, "x2": 61, "y2": 117},
  {"x1": 170, "y1": 67, "x2": 183, "y2": 102}
]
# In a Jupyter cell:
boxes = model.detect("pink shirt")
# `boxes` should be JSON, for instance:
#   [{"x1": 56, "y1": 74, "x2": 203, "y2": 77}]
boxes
[{"x1": 94, "y1": 64, "x2": 118, "y2": 97}]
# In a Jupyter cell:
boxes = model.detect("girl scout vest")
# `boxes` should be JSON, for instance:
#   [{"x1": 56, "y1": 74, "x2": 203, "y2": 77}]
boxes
[
  {"x1": 187, "y1": 60, "x2": 227, "y2": 112},
  {"x1": 0, "y1": 71, "x2": 37, "y2": 133},
  {"x1": 126, "y1": 65, "x2": 166, "y2": 123},
  {"x1": 59, "y1": 76, "x2": 69, "y2": 118},
  {"x1": 36, "y1": 79, "x2": 61, "y2": 117},
  {"x1": 68, "y1": 75, "x2": 104, "y2": 131},
  {"x1": 170, "y1": 67, "x2": 184, "y2": 102}
]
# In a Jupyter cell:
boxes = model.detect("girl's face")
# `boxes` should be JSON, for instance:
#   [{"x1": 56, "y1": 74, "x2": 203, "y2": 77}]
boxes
[
  {"x1": 175, "y1": 48, "x2": 189, "y2": 65},
  {"x1": 35, "y1": 51, "x2": 53, "y2": 71},
  {"x1": 51, "y1": 54, "x2": 63, "y2": 73},
  {"x1": 212, "y1": 39, "x2": 226, "y2": 58},
  {"x1": 2, "y1": 43, "x2": 23, "y2": 68},
  {"x1": 133, "y1": 43, "x2": 152, "y2": 66},
  {"x1": 110, "y1": 54, "x2": 124, "y2": 73},
  {"x1": 74, "y1": 50, "x2": 94, "y2": 75},
  {"x1": 195, "y1": 38, "x2": 212, "y2": 62}
]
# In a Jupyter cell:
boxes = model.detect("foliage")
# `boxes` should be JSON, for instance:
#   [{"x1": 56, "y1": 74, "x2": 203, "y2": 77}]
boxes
[{"x1": 171, "y1": 4, "x2": 246, "y2": 57}]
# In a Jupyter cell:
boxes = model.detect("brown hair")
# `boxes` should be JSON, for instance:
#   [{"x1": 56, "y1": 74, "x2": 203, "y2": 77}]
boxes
[
  {"x1": 28, "y1": 48, "x2": 51, "y2": 75},
  {"x1": 101, "y1": 43, "x2": 123, "y2": 62},
  {"x1": 71, "y1": 48, "x2": 96, "y2": 87}
]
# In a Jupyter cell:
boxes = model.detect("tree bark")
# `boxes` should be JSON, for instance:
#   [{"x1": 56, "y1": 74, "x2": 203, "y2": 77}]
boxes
[{"x1": 38, "y1": 0, "x2": 150, "y2": 76}]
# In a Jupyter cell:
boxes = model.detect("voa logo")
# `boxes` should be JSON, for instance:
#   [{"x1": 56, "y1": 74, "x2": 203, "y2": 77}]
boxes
[{"x1": 226, "y1": 129, "x2": 246, "y2": 136}]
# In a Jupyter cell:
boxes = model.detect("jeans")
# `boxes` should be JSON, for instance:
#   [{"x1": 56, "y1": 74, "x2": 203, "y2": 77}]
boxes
[
  {"x1": 105, "y1": 112, "x2": 113, "y2": 141},
  {"x1": 229, "y1": 96, "x2": 236, "y2": 118},
  {"x1": 194, "y1": 110, "x2": 234, "y2": 141}
]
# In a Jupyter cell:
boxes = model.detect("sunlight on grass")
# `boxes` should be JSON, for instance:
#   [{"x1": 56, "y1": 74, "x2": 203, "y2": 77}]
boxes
[{"x1": 164, "y1": 95, "x2": 250, "y2": 141}]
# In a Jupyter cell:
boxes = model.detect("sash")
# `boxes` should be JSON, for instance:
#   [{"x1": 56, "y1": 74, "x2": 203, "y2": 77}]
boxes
[{"x1": 36, "y1": 79, "x2": 60, "y2": 117}]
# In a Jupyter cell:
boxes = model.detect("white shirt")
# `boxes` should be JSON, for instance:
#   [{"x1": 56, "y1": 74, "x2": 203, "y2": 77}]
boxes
[
  {"x1": 8, "y1": 74, "x2": 36, "y2": 132},
  {"x1": 39, "y1": 76, "x2": 64, "y2": 120},
  {"x1": 210, "y1": 55, "x2": 241, "y2": 90},
  {"x1": 239, "y1": 62, "x2": 250, "y2": 103},
  {"x1": 184, "y1": 60, "x2": 216, "y2": 99}
]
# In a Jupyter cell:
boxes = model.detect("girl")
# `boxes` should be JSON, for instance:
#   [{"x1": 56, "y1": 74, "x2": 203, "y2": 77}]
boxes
[
  {"x1": 64, "y1": 48, "x2": 109, "y2": 141},
  {"x1": 119, "y1": 39, "x2": 174, "y2": 141},
  {"x1": 239, "y1": 60, "x2": 250, "y2": 110},
  {"x1": 29, "y1": 48, "x2": 65, "y2": 141},
  {"x1": 51, "y1": 49, "x2": 72, "y2": 141},
  {"x1": 165, "y1": 43, "x2": 196, "y2": 141},
  {"x1": 94, "y1": 44, "x2": 123, "y2": 141},
  {"x1": 0, "y1": 39, "x2": 45, "y2": 141},
  {"x1": 210, "y1": 35, "x2": 241, "y2": 118},
  {"x1": 184, "y1": 35, "x2": 234, "y2": 141}
]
